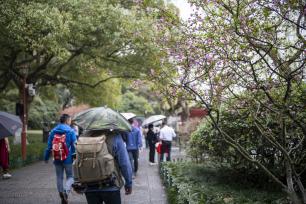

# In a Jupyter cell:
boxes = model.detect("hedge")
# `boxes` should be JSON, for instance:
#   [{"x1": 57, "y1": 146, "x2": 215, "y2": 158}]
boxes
[
  {"x1": 9, "y1": 132, "x2": 46, "y2": 169},
  {"x1": 160, "y1": 162, "x2": 288, "y2": 204}
]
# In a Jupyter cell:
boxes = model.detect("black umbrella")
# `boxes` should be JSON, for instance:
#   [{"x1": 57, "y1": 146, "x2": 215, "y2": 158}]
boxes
[
  {"x1": 0, "y1": 111, "x2": 22, "y2": 139},
  {"x1": 73, "y1": 107, "x2": 132, "y2": 132}
]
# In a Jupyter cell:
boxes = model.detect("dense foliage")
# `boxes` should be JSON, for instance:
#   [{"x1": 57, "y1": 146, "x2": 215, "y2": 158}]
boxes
[
  {"x1": 189, "y1": 84, "x2": 306, "y2": 180},
  {"x1": 161, "y1": 162, "x2": 287, "y2": 204},
  {"x1": 0, "y1": 0, "x2": 171, "y2": 113},
  {"x1": 118, "y1": 91, "x2": 154, "y2": 115},
  {"x1": 0, "y1": 0, "x2": 178, "y2": 128}
]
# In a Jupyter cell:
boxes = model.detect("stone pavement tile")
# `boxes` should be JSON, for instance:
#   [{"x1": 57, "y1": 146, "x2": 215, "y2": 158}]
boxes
[
  {"x1": 121, "y1": 148, "x2": 168, "y2": 204},
  {"x1": 0, "y1": 148, "x2": 172, "y2": 204},
  {"x1": 0, "y1": 162, "x2": 86, "y2": 204}
]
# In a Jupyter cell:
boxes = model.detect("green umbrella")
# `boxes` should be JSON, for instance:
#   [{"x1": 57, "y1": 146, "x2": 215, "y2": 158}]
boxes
[{"x1": 73, "y1": 107, "x2": 131, "y2": 132}]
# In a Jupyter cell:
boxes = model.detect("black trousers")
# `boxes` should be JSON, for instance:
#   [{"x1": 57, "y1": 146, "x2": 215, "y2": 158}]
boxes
[
  {"x1": 128, "y1": 150, "x2": 139, "y2": 173},
  {"x1": 149, "y1": 144, "x2": 155, "y2": 163},
  {"x1": 85, "y1": 190, "x2": 121, "y2": 204},
  {"x1": 160, "y1": 141, "x2": 172, "y2": 162}
]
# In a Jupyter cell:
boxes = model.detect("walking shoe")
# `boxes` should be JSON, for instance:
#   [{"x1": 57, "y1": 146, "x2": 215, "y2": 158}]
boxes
[
  {"x1": 3, "y1": 173, "x2": 12, "y2": 179},
  {"x1": 64, "y1": 192, "x2": 68, "y2": 204},
  {"x1": 59, "y1": 192, "x2": 68, "y2": 204}
]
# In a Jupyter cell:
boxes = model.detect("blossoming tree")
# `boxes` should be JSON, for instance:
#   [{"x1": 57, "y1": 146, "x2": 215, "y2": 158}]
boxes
[{"x1": 152, "y1": 0, "x2": 306, "y2": 202}]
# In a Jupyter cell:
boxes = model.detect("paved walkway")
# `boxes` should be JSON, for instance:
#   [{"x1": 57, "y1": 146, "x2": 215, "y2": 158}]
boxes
[{"x1": 0, "y1": 148, "x2": 174, "y2": 204}]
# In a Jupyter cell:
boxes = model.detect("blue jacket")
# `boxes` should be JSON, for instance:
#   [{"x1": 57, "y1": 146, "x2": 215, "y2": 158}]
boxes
[
  {"x1": 86, "y1": 134, "x2": 133, "y2": 192},
  {"x1": 126, "y1": 127, "x2": 142, "y2": 150},
  {"x1": 44, "y1": 123, "x2": 77, "y2": 165}
]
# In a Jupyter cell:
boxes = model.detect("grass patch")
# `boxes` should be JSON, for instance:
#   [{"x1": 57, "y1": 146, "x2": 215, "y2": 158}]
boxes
[
  {"x1": 8, "y1": 131, "x2": 46, "y2": 169},
  {"x1": 161, "y1": 162, "x2": 288, "y2": 204}
]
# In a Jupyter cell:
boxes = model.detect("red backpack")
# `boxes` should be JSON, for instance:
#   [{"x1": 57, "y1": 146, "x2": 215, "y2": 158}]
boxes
[{"x1": 52, "y1": 133, "x2": 69, "y2": 161}]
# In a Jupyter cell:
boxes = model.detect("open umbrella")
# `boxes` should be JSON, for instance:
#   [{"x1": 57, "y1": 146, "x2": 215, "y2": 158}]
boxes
[
  {"x1": 142, "y1": 115, "x2": 166, "y2": 127},
  {"x1": 73, "y1": 107, "x2": 131, "y2": 132},
  {"x1": 120, "y1": 112, "x2": 136, "y2": 120},
  {"x1": 0, "y1": 111, "x2": 22, "y2": 139}
]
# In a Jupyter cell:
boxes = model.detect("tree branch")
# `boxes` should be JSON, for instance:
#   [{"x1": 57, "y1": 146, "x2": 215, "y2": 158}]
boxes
[
  {"x1": 53, "y1": 48, "x2": 83, "y2": 77},
  {"x1": 41, "y1": 74, "x2": 136, "y2": 88}
]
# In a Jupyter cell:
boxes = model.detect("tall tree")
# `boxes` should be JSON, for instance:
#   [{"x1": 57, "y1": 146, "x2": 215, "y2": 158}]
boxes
[
  {"x1": 153, "y1": 0, "x2": 306, "y2": 203},
  {"x1": 0, "y1": 0, "x2": 164, "y2": 111}
]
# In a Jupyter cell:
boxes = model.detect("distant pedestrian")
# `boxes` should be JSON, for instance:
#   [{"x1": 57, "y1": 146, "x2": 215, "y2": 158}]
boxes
[
  {"x1": 146, "y1": 124, "x2": 158, "y2": 165},
  {"x1": 44, "y1": 114, "x2": 77, "y2": 204},
  {"x1": 0, "y1": 137, "x2": 12, "y2": 179},
  {"x1": 126, "y1": 118, "x2": 142, "y2": 178},
  {"x1": 159, "y1": 121, "x2": 176, "y2": 162}
]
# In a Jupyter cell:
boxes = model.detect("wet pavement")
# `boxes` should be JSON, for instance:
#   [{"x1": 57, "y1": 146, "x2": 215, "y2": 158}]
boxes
[{"x1": 0, "y1": 148, "x2": 171, "y2": 204}]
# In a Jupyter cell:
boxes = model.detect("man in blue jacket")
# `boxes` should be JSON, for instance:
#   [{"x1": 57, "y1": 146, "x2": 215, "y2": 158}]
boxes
[
  {"x1": 44, "y1": 114, "x2": 77, "y2": 204},
  {"x1": 126, "y1": 118, "x2": 142, "y2": 178},
  {"x1": 82, "y1": 132, "x2": 133, "y2": 204}
]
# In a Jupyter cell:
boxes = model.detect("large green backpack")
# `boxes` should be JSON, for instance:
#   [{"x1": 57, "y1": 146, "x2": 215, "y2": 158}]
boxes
[{"x1": 73, "y1": 134, "x2": 124, "y2": 188}]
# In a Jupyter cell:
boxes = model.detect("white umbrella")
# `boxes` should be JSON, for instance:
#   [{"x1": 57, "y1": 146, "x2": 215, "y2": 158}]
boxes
[
  {"x1": 120, "y1": 112, "x2": 136, "y2": 120},
  {"x1": 142, "y1": 115, "x2": 166, "y2": 127}
]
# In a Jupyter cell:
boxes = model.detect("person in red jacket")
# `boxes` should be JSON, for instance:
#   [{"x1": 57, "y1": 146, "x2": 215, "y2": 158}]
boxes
[{"x1": 0, "y1": 137, "x2": 12, "y2": 179}]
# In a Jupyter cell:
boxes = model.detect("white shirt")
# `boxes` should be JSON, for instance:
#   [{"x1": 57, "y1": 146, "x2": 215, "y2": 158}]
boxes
[{"x1": 159, "y1": 125, "x2": 176, "y2": 141}]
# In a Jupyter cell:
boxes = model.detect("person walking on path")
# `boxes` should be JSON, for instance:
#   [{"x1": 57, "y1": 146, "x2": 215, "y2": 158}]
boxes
[
  {"x1": 75, "y1": 132, "x2": 133, "y2": 204},
  {"x1": 126, "y1": 118, "x2": 142, "y2": 178},
  {"x1": 159, "y1": 121, "x2": 176, "y2": 162},
  {"x1": 44, "y1": 114, "x2": 77, "y2": 204},
  {"x1": 146, "y1": 124, "x2": 158, "y2": 165},
  {"x1": 0, "y1": 137, "x2": 12, "y2": 179}
]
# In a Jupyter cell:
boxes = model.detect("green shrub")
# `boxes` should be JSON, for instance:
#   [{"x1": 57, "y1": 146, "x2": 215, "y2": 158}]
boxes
[
  {"x1": 161, "y1": 162, "x2": 288, "y2": 204},
  {"x1": 188, "y1": 83, "x2": 306, "y2": 181},
  {"x1": 9, "y1": 132, "x2": 46, "y2": 169}
]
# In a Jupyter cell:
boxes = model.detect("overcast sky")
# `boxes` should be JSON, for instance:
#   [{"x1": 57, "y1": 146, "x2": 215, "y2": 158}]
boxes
[{"x1": 170, "y1": 0, "x2": 193, "y2": 21}]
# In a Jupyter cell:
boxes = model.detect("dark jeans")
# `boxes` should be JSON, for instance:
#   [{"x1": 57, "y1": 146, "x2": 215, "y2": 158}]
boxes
[
  {"x1": 85, "y1": 190, "x2": 121, "y2": 204},
  {"x1": 160, "y1": 141, "x2": 172, "y2": 162},
  {"x1": 128, "y1": 150, "x2": 139, "y2": 173},
  {"x1": 145, "y1": 139, "x2": 149, "y2": 148},
  {"x1": 149, "y1": 144, "x2": 156, "y2": 163}
]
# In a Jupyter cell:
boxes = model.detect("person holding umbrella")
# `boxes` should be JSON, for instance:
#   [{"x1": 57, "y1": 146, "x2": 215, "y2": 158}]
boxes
[
  {"x1": 0, "y1": 111, "x2": 23, "y2": 179},
  {"x1": 72, "y1": 107, "x2": 133, "y2": 203},
  {"x1": 146, "y1": 124, "x2": 158, "y2": 165},
  {"x1": 0, "y1": 137, "x2": 11, "y2": 179}
]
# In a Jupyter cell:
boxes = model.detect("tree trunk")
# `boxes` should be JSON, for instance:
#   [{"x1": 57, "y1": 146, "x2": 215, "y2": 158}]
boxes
[
  {"x1": 180, "y1": 100, "x2": 189, "y2": 122},
  {"x1": 295, "y1": 176, "x2": 306, "y2": 204},
  {"x1": 285, "y1": 162, "x2": 303, "y2": 204},
  {"x1": 287, "y1": 190, "x2": 303, "y2": 204}
]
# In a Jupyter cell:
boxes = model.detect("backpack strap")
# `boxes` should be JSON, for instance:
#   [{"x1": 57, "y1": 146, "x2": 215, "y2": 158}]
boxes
[
  {"x1": 93, "y1": 150, "x2": 97, "y2": 168},
  {"x1": 105, "y1": 134, "x2": 114, "y2": 155},
  {"x1": 79, "y1": 153, "x2": 84, "y2": 167}
]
